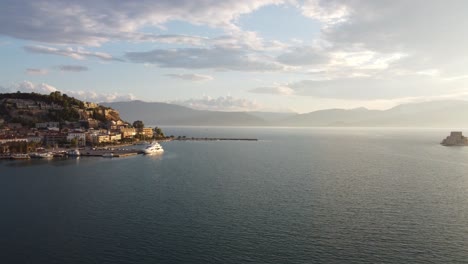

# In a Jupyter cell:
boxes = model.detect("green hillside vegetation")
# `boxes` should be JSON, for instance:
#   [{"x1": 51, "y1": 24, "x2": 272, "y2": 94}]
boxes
[{"x1": 0, "y1": 91, "x2": 122, "y2": 127}]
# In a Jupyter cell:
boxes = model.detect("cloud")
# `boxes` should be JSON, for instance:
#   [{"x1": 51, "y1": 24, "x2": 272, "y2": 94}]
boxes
[
  {"x1": 26, "y1": 68, "x2": 48, "y2": 75},
  {"x1": 24, "y1": 45, "x2": 119, "y2": 61},
  {"x1": 311, "y1": 1, "x2": 468, "y2": 73},
  {"x1": 173, "y1": 96, "x2": 260, "y2": 111},
  {"x1": 249, "y1": 85, "x2": 295, "y2": 95},
  {"x1": 12, "y1": 81, "x2": 58, "y2": 94},
  {"x1": 65, "y1": 90, "x2": 136, "y2": 103},
  {"x1": 290, "y1": 0, "x2": 468, "y2": 105},
  {"x1": 126, "y1": 46, "x2": 286, "y2": 72},
  {"x1": 0, "y1": 81, "x2": 135, "y2": 103},
  {"x1": 165, "y1": 73, "x2": 214, "y2": 82},
  {"x1": 277, "y1": 46, "x2": 329, "y2": 66},
  {"x1": 140, "y1": 34, "x2": 208, "y2": 45},
  {"x1": 0, "y1": 0, "x2": 285, "y2": 45},
  {"x1": 301, "y1": 0, "x2": 350, "y2": 24},
  {"x1": 58, "y1": 65, "x2": 89, "y2": 72}
]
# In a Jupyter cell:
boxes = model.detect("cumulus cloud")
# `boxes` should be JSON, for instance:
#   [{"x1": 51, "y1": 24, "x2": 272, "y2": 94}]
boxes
[
  {"x1": 26, "y1": 68, "x2": 48, "y2": 75},
  {"x1": 0, "y1": 0, "x2": 285, "y2": 45},
  {"x1": 249, "y1": 86, "x2": 295, "y2": 95},
  {"x1": 173, "y1": 96, "x2": 260, "y2": 111},
  {"x1": 58, "y1": 65, "x2": 89, "y2": 72},
  {"x1": 277, "y1": 46, "x2": 329, "y2": 66},
  {"x1": 24, "y1": 45, "x2": 119, "y2": 61},
  {"x1": 301, "y1": 0, "x2": 350, "y2": 24},
  {"x1": 126, "y1": 47, "x2": 286, "y2": 72},
  {"x1": 140, "y1": 34, "x2": 208, "y2": 45},
  {"x1": 289, "y1": 0, "x2": 468, "y2": 104},
  {"x1": 3, "y1": 0, "x2": 468, "y2": 108},
  {"x1": 313, "y1": 1, "x2": 468, "y2": 73},
  {"x1": 0, "y1": 81, "x2": 135, "y2": 103},
  {"x1": 165, "y1": 73, "x2": 214, "y2": 82},
  {"x1": 13, "y1": 81, "x2": 58, "y2": 94},
  {"x1": 65, "y1": 90, "x2": 136, "y2": 103}
]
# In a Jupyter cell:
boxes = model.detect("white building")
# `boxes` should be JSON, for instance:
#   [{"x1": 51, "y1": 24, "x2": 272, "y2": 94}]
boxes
[
  {"x1": 27, "y1": 136, "x2": 43, "y2": 143},
  {"x1": 67, "y1": 132, "x2": 86, "y2": 147}
]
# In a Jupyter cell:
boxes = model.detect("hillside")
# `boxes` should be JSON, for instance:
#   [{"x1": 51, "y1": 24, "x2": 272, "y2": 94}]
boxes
[{"x1": 0, "y1": 92, "x2": 125, "y2": 128}]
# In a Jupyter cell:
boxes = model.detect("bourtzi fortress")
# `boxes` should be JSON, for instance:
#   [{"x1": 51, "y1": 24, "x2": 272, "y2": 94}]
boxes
[{"x1": 441, "y1": 131, "x2": 468, "y2": 146}]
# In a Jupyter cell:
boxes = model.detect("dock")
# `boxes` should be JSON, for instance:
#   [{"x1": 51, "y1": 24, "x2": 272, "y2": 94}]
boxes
[
  {"x1": 173, "y1": 138, "x2": 258, "y2": 141},
  {"x1": 79, "y1": 148, "x2": 142, "y2": 157}
]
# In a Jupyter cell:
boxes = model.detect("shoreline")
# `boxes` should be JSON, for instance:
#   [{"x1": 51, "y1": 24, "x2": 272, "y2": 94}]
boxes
[{"x1": 0, "y1": 137, "x2": 258, "y2": 160}]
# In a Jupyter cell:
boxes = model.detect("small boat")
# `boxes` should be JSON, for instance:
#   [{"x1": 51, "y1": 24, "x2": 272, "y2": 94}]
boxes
[
  {"x1": 30, "y1": 152, "x2": 54, "y2": 159},
  {"x1": 102, "y1": 153, "x2": 114, "y2": 158},
  {"x1": 10, "y1": 153, "x2": 31, "y2": 160},
  {"x1": 143, "y1": 142, "x2": 164, "y2": 154},
  {"x1": 67, "y1": 149, "x2": 81, "y2": 157}
]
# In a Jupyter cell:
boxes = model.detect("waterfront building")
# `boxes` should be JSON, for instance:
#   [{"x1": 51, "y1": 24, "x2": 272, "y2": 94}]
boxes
[
  {"x1": 121, "y1": 127, "x2": 137, "y2": 138},
  {"x1": 27, "y1": 136, "x2": 43, "y2": 144},
  {"x1": 67, "y1": 132, "x2": 86, "y2": 147},
  {"x1": 138, "y1": 127, "x2": 154, "y2": 138},
  {"x1": 36, "y1": 122, "x2": 60, "y2": 129},
  {"x1": 109, "y1": 133, "x2": 122, "y2": 142},
  {"x1": 0, "y1": 137, "x2": 28, "y2": 144},
  {"x1": 43, "y1": 133, "x2": 67, "y2": 147}
]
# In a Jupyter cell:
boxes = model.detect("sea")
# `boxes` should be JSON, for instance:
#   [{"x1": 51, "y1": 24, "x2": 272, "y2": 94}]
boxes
[{"x1": 1, "y1": 127, "x2": 468, "y2": 263}]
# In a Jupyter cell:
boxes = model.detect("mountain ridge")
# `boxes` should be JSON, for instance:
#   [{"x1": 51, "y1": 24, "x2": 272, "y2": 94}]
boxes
[{"x1": 103, "y1": 99, "x2": 468, "y2": 127}]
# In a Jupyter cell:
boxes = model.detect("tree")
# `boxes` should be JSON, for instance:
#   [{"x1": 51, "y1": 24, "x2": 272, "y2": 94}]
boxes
[
  {"x1": 154, "y1": 127, "x2": 165, "y2": 138},
  {"x1": 133, "y1": 120, "x2": 144, "y2": 129},
  {"x1": 70, "y1": 138, "x2": 78, "y2": 148}
]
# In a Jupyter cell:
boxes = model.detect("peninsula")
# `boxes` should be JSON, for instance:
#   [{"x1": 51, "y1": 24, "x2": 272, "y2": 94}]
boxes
[{"x1": 0, "y1": 92, "x2": 166, "y2": 156}]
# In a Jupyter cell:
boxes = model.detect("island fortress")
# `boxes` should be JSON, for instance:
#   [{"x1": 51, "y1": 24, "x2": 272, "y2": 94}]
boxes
[{"x1": 441, "y1": 131, "x2": 468, "y2": 146}]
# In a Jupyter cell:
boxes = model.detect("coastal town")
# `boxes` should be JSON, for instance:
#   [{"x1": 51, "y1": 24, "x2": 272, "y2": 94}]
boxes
[{"x1": 0, "y1": 92, "x2": 167, "y2": 159}]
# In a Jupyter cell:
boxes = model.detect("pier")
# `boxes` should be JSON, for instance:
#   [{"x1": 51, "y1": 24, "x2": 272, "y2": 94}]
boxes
[
  {"x1": 173, "y1": 137, "x2": 258, "y2": 141},
  {"x1": 79, "y1": 148, "x2": 143, "y2": 157}
]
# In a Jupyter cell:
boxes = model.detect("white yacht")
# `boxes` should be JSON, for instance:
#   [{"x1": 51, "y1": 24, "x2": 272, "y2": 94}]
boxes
[{"x1": 143, "y1": 142, "x2": 164, "y2": 154}]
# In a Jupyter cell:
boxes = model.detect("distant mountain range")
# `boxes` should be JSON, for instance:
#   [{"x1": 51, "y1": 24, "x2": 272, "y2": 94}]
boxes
[
  {"x1": 103, "y1": 100, "x2": 468, "y2": 127},
  {"x1": 102, "y1": 101, "x2": 267, "y2": 126}
]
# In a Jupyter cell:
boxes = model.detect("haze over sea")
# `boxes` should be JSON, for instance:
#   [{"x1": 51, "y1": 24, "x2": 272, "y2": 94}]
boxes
[{"x1": 1, "y1": 127, "x2": 468, "y2": 263}]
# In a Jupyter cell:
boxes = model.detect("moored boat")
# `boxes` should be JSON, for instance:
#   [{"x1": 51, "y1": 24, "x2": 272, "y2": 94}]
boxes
[
  {"x1": 10, "y1": 153, "x2": 31, "y2": 160},
  {"x1": 143, "y1": 142, "x2": 164, "y2": 154},
  {"x1": 102, "y1": 153, "x2": 114, "y2": 158},
  {"x1": 30, "y1": 152, "x2": 54, "y2": 159},
  {"x1": 67, "y1": 149, "x2": 81, "y2": 157}
]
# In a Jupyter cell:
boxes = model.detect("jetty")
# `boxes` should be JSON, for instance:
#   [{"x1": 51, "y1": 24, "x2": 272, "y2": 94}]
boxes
[
  {"x1": 79, "y1": 148, "x2": 142, "y2": 157},
  {"x1": 173, "y1": 137, "x2": 258, "y2": 141}
]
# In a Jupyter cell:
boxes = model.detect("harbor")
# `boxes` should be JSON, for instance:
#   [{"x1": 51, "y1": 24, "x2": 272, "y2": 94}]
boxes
[{"x1": 0, "y1": 137, "x2": 259, "y2": 160}]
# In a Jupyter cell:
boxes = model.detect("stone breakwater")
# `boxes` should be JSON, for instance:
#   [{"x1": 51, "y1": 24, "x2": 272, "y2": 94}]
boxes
[{"x1": 173, "y1": 138, "x2": 258, "y2": 141}]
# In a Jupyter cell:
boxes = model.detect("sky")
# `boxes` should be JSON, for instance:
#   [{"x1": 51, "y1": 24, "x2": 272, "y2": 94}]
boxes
[{"x1": 1, "y1": 0, "x2": 468, "y2": 113}]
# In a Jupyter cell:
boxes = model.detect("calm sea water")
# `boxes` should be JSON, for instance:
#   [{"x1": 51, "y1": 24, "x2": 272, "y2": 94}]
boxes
[{"x1": 1, "y1": 127, "x2": 468, "y2": 263}]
